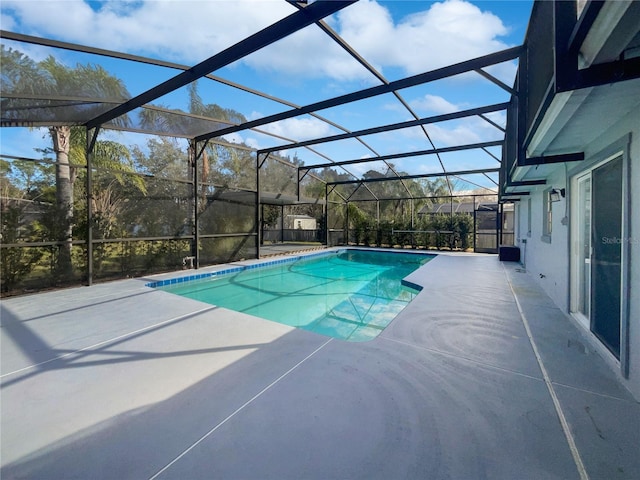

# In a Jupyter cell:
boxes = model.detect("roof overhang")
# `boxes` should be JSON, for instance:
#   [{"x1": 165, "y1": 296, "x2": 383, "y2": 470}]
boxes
[{"x1": 510, "y1": 76, "x2": 640, "y2": 185}]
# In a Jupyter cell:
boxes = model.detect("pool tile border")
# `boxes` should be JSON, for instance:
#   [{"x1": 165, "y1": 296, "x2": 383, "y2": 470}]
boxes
[
  {"x1": 145, "y1": 249, "x2": 338, "y2": 289},
  {"x1": 146, "y1": 248, "x2": 435, "y2": 289}
]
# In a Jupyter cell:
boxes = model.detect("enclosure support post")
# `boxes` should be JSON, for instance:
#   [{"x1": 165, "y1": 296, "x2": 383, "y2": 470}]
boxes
[
  {"x1": 297, "y1": 168, "x2": 310, "y2": 202},
  {"x1": 189, "y1": 140, "x2": 200, "y2": 269},
  {"x1": 345, "y1": 202, "x2": 349, "y2": 246},
  {"x1": 256, "y1": 153, "x2": 262, "y2": 259},
  {"x1": 281, "y1": 205, "x2": 284, "y2": 243},
  {"x1": 322, "y1": 201, "x2": 327, "y2": 244},
  {"x1": 325, "y1": 183, "x2": 329, "y2": 246},
  {"x1": 86, "y1": 127, "x2": 99, "y2": 286},
  {"x1": 195, "y1": 147, "x2": 200, "y2": 269},
  {"x1": 473, "y1": 196, "x2": 477, "y2": 252},
  {"x1": 260, "y1": 204, "x2": 264, "y2": 245},
  {"x1": 498, "y1": 202, "x2": 503, "y2": 246},
  {"x1": 411, "y1": 199, "x2": 415, "y2": 229}
]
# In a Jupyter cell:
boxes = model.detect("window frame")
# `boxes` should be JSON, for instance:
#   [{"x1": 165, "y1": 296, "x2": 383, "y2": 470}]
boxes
[{"x1": 541, "y1": 188, "x2": 552, "y2": 243}]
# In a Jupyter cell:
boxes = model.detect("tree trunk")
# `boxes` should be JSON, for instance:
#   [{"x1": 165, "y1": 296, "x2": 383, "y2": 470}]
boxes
[
  {"x1": 50, "y1": 126, "x2": 74, "y2": 281},
  {"x1": 201, "y1": 149, "x2": 209, "y2": 199}
]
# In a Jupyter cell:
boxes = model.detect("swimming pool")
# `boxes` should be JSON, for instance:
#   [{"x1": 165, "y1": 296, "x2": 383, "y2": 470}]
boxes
[{"x1": 151, "y1": 249, "x2": 433, "y2": 341}]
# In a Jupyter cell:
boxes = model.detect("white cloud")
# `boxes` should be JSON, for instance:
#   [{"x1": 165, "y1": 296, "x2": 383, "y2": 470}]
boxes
[
  {"x1": 244, "y1": 136, "x2": 260, "y2": 150},
  {"x1": 1, "y1": 38, "x2": 55, "y2": 63},
  {"x1": 0, "y1": 12, "x2": 16, "y2": 31},
  {"x1": 422, "y1": 123, "x2": 482, "y2": 146},
  {"x1": 0, "y1": 0, "x2": 293, "y2": 64},
  {"x1": 413, "y1": 163, "x2": 445, "y2": 175},
  {"x1": 234, "y1": 115, "x2": 333, "y2": 149},
  {"x1": 341, "y1": 0, "x2": 511, "y2": 76},
  {"x1": 483, "y1": 62, "x2": 518, "y2": 86},
  {"x1": 476, "y1": 110, "x2": 506, "y2": 130},
  {"x1": 1, "y1": 0, "x2": 515, "y2": 81},
  {"x1": 411, "y1": 94, "x2": 462, "y2": 115},
  {"x1": 333, "y1": 0, "x2": 395, "y2": 72},
  {"x1": 250, "y1": 0, "x2": 514, "y2": 82},
  {"x1": 247, "y1": 111, "x2": 263, "y2": 122},
  {"x1": 242, "y1": 24, "x2": 374, "y2": 82},
  {"x1": 346, "y1": 161, "x2": 378, "y2": 177},
  {"x1": 393, "y1": 96, "x2": 506, "y2": 147},
  {"x1": 397, "y1": 113, "x2": 505, "y2": 147},
  {"x1": 258, "y1": 116, "x2": 333, "y2": 142},
  {"x1": 221, "y1": 132, "x2": 244, "y2": 145}
]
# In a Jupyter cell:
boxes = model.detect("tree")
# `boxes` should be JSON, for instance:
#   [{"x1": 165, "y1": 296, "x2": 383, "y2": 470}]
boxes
[
  {"x1": 45, "y1": 62, "x2": 131, "y2": 278},
  {"x1": 1, "y1": 46, "x2": 132, "y2": 279},
  {"x1": 185, "y1": 82, "x2": 255, "y2": 190},
  {"x1": 0, "y1": 159, "x2": 48, "y2": 292},
  {"x1": 135, "y1": 82, "x2": 259, "y2": 264},
  {"x1": 262, "y1": 205, "x2": 280, "y2": 229},
  {"x1": 129, "y1": 137, "x2": 190, "y2": 237}
]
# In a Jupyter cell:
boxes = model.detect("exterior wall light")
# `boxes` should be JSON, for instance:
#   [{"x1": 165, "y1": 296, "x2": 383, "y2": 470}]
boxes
[{"x1": 550, "y1": 188, "x2": 565, "y2": 202}]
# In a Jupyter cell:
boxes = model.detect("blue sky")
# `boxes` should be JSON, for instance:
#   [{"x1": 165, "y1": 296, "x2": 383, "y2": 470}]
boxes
[{"x1": 1, "y1": 0, "x2": 534, "y2": 189}]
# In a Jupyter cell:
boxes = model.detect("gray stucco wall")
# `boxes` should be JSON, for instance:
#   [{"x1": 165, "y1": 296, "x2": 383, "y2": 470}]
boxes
[
  {"x1": 514, "y1": 107, "x2": 639, "y2": 399},
  {"x1": 516, "y1": 167, "x2": 569, "y2": 309}
]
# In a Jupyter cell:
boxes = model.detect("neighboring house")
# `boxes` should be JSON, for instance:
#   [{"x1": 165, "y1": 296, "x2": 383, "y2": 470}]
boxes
[
  {"x1": 501, "y1": 1, "x2": 640, "y2": 398},
  {"x1": 0, "y1": 197, "x2": 51, "y2": 239},
  {"x1": 263, "y1": 214, "x2": 319, "y2": 244},
  {"x1": 285, "y1": 214, "x2": 317, "y2": 230}
]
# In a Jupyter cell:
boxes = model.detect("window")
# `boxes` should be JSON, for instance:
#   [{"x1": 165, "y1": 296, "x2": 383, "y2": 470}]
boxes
[{"x1": 542, "y1": 188, "x2": 552, "y2": 243}]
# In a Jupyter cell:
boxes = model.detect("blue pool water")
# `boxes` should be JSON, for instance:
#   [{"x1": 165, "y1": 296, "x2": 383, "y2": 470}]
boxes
[{"x1": 153, "y1": 249, "x2": 433, "y2": 341}]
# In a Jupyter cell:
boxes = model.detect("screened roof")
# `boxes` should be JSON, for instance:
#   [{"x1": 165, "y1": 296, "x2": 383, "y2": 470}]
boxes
[{"x1": 0, "y1": 0, "x2": 525, "y2": 201}]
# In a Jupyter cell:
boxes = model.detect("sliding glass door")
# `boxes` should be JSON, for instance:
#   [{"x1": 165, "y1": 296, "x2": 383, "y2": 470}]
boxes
[
  {"x1": 590, "y1": 157, "x2": 623, "y2": 358},
  {"x1": 571, "y1": 156, "x2": 623, "y2": 359},
  {"x1": 573, "y1": 174, "x2": 591, "y2": 322}
]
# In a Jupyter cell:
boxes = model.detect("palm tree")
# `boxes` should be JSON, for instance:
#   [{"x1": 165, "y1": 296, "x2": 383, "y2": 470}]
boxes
[
  {"x1": 42, "y1": 58, "x2": 131, "y2": 278},
  {"x1": 2, "y1": 46, "x2": 133, "y2": 279}
]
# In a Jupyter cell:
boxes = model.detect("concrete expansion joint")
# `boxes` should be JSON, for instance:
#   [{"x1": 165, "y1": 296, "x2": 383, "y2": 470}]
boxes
[
  {"x1": 147, "y1": 338, "x2": 333, "y2": 480},
  {"x1": 502, "y1": 263, "x2": 590, "y2": 480}
]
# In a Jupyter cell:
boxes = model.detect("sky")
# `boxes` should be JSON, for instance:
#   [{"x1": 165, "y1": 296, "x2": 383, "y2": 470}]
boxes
[{"x1": 0, "y1": 0, "x2": 534, "y2": 190}]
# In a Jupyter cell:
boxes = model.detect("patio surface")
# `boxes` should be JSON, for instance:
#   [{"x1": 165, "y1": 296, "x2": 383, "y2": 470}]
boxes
[{"x1": 1, "y1": 251, "x2": 638, "y2": 479}]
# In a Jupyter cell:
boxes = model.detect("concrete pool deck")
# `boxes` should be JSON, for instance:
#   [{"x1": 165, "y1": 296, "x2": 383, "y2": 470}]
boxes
[{"x1": 1, "y1": 251, "x2": 638, "y2": 479}]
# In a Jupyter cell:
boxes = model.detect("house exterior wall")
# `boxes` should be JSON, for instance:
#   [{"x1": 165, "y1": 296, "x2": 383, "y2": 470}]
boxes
[
  {"x1": 514, "y1": 107, "x2": 640, "y2": 399},
  {"x1": 515, "y1": 167, "x2": 569, "y2": 309},
  {"x1": 579, "y1": 108, "x2": 639, "y2": 399}
]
